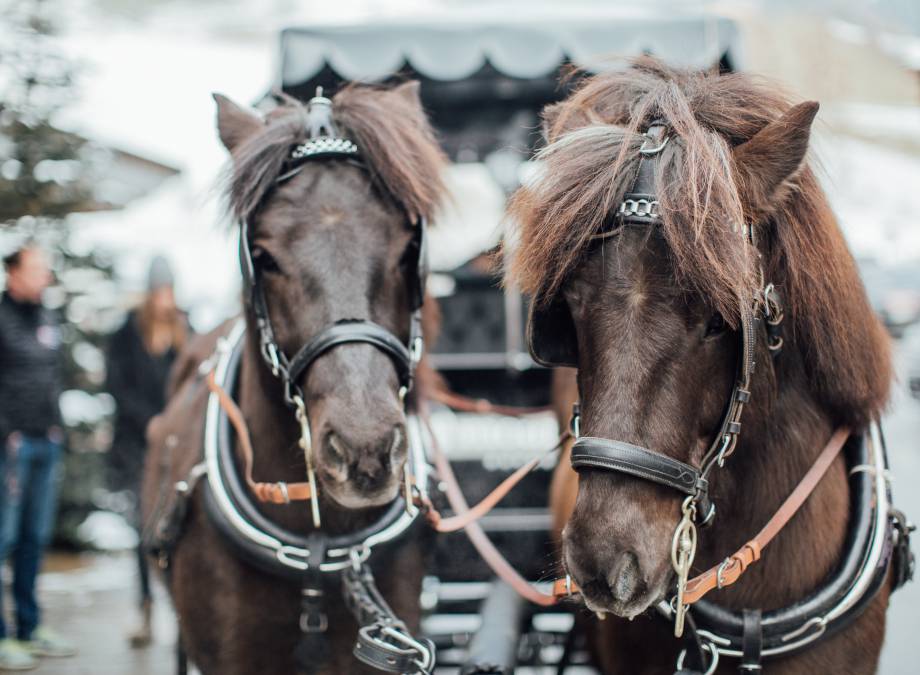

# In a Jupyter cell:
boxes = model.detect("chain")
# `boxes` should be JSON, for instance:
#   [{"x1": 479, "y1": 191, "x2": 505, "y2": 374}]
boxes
[
  {"x1": 671, "y1": 495, "x2": 698, "y2": 638},
  {"x1": 344, "y1": 562, "x2": 435, "y2": 674},
  {"x1": 293, "y1": 394, "x2": 321, "y2": 528}
]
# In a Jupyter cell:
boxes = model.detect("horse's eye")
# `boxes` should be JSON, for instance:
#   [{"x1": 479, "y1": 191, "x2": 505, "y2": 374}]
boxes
[
  {"x1": 705, "y1": 312, "x2": 726, "y2": 338},
  {"x1": 252, "y1": 247, "x2": 282, "y2": 275}
]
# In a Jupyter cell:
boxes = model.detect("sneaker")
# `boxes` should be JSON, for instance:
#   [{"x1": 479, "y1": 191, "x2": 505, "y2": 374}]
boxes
[
  {"x1": 24, "y1": 627, "x2": 76, "y2": 658},
  {"x1": 0, "y1": 639, "x2": 37, "y2": 671}
]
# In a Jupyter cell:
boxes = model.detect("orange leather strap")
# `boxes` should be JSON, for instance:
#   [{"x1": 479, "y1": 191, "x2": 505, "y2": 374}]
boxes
[
  {"x1": 420, "y1": 407, "x2": 566, "y2": 606},
  {"x1": 683, "y1": 427, "x2": 850, "y2": 604},
  {"x1": 206, "y1": 370, "x2": 313, "y2": 505},
  {"x1": 424, "y1": 445, "x2": 562, "y2": 533},
  {"x1": 428, "y1": 387, "x2": 553, "y2": 417}
]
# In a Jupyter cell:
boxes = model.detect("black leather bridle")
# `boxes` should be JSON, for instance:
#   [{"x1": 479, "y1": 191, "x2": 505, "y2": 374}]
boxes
[{"x1": 238, "y1": 91, "x2": 428, "y2": 528}]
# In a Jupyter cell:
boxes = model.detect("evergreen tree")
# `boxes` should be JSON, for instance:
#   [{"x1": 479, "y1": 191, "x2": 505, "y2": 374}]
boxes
[{"x1": 1, "y1": 0, "x2": 117, "y2": 547}]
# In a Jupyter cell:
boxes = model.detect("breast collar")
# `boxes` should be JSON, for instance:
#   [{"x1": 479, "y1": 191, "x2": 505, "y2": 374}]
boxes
[{"x1": 663, "y1": 424, "x2": 903, "y2": 672}]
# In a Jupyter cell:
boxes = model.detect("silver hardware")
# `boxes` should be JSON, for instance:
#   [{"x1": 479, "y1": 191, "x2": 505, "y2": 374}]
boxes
[
  {"x1": 671, "y1": 495, "x2": 698, "y2": 637},
  {"x1": 262, "y1": 340, "x2": 281, "y2": 377},
  {"x1": 675, "y1": 641, "x2": 719, "y2": 675},
  {"x1": 640, "y1": 134, "x2": 670, "y2": 156},
  {"x1": 379, "y1": 625, "x2": 435, "y2": 672},
  {"x1": 619, "y1": 198, "x2": 660, "y2": 219},
  {"x1": 409, "y1": 335, "x2": 424, "y2": 364},
  {"x1": 716, "y1": 557, "x2": 732, "y2": 589},
  {"x1": 781, "y1": 616, "x2": 826, "y2": 643},
  {"x1": 290, "y1": 137, "x2": 359, "y2": 160},
  {"x1": 277, "y1": 481, "x2": 290, "y2": 504},
  {"x1": 293, "y1": 394, "x2": 321, "y2": 529},
  {"x1": 716, "y1": 433, "x2": 732, "y2": 468}
]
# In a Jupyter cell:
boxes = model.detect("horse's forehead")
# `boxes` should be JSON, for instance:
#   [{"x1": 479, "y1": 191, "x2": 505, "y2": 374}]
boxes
[{"x1": 575, "y1": 230, "x2": 673, "y2": 294}]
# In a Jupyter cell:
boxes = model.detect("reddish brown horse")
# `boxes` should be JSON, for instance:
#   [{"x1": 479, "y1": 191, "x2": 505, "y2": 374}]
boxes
[
  {"x1": 507, "y1": 58, "x2": 898, "y2": 673},
  {"x1": 142, "y1": 83, "x2": 446, "y2": 674}
]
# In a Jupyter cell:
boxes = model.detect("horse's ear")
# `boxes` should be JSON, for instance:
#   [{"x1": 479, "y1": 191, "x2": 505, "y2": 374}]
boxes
[
  {"x1": 213, "y1": 93, "x2": 262, "y2": 153},
  {"x1": 733, "y1": 101, "x2": 819, "y2": 220},
  {"x1": 541, "y1": 102, "x2": 566, "y2": 142},
  {"x1": 391, "y1": 81, "x2": 423, "y2": 109}
]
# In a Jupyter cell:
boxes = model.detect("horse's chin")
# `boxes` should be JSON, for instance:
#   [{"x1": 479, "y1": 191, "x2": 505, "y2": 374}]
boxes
[
  {"x1": 580, "y1": 586, "x2": 664, "y2": 620},
  {"x1": 322, "y1": 482, "x2": 402, "y2": 510}
]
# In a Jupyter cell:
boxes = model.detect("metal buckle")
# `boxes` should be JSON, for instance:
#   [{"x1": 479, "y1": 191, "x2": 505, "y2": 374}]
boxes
[
  {"x1": 299, "y1": 608, "x2": 329, "y2": 634},
  {"x1": 671, "y1": 496, "x2": 698, "y2": 637}
]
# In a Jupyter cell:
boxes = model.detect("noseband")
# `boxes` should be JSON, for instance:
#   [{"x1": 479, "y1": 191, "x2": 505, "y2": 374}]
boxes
[
  {"x1": 562, "y1": 121, "x2": 783, "y2": 635},
  {"x1": 239, "y1": 90, "x2": 428, "y2": 527}
]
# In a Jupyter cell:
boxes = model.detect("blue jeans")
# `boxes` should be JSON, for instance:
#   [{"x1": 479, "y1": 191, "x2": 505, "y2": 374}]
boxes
[{"x1": 0, "y1": 434, "x2": 61, "y2": 640}]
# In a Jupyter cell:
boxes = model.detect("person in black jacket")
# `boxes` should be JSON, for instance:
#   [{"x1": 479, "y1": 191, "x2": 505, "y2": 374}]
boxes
[
  {"x1": 105, "y1": 255, "x2": 187, "y2": 648},
  {"x1": 0, "y1": 244, "x2": 76, "y2": 670}
]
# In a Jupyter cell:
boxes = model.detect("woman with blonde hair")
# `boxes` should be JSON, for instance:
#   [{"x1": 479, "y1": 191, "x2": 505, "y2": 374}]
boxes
[{"x1": 105, "y1": 255, "x2": 188, "y2": 648}]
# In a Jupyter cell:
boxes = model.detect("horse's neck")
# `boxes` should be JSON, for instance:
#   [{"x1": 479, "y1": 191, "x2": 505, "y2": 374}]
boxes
[
  {"x1": 696, "y1": 353, "x2": 851, "y2": 610},
  {"x1": 236, "y1": 332, "x2": 377, "y2": 534}
]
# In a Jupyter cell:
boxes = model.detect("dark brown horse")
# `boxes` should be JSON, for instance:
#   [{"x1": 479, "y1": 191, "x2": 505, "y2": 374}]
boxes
[
  {"x1": 506, "y1": 59, "x2": 897, "y2": 673},
  {"x1": 142, "y1": 82, "x2": 446, "y2": 675}
]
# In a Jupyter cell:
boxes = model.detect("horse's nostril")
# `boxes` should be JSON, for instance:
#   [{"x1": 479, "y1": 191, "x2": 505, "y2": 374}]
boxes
[
  {"x1": 607, "y1": 550, "x2": 644, "y2": 604},
  {"x1": 320, "y1": 432, "x2": 349, "y2": 483}
]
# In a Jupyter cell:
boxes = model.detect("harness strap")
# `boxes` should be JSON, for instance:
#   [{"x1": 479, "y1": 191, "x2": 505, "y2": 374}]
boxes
[
  {"x1": 421, "y1": 407, "x2": 563, "y2": 607},
  {"x1": 740, "y1": 609, "x2": 763, "y2": 672},
  {"x1": 206, "y1": 369, "x2": 313, "y2": 504},
  {"x1": 683, "y1": 428, "x2": 850, "y2": 604}
]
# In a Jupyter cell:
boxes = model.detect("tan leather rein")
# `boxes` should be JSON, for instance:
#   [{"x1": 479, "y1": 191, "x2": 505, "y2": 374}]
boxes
[{"x1": 206, "y1": 369, "x2": 314, "y2": 505}]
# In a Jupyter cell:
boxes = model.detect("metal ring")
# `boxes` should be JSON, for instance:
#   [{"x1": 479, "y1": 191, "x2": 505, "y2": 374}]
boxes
[
  {"x1": 639, "y1": 135, "x2": 670, "y2": 155},
  {"x1": 675, "y1": 642, "x2": 719, "y2": 675}
]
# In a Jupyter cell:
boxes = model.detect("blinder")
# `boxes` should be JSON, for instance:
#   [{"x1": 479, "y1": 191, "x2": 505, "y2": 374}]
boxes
[{"x1": 527, "y1": 294, "x2": 578, "y2": 368}]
